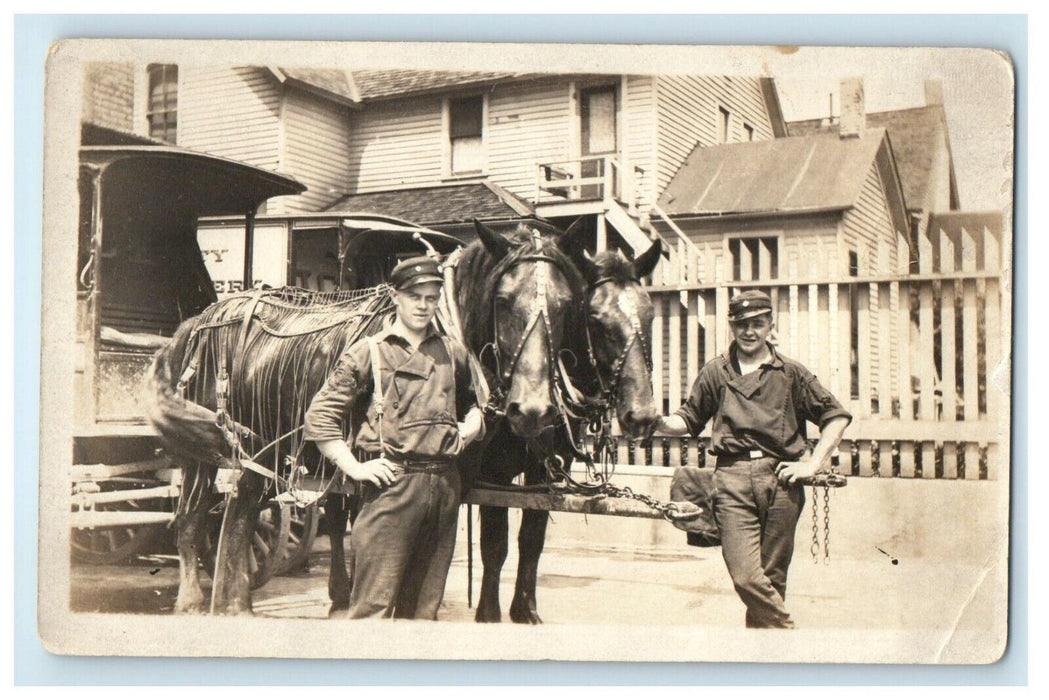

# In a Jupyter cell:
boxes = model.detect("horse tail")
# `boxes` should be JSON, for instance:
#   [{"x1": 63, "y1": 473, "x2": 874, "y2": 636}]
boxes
[{"x1": 145, "y1": 323, "x2": 228, "y2": 465}]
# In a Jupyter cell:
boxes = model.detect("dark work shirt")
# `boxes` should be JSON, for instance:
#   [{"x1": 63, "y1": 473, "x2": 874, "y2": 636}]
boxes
[
  {"x1": 674, "y1": 342, "x2": 852, "y2": 460},
  {"x1": 303, "y1": 323, "x2": 480, "y2": 462}
]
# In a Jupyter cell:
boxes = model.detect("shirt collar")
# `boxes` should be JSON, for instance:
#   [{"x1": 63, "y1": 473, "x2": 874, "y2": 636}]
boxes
[
  {"x1": 723, "y1": 341, "x2": 784, "y2": 374},
  {"x1": 376, "y1": 317, "x2": 442, "y2": 347}
]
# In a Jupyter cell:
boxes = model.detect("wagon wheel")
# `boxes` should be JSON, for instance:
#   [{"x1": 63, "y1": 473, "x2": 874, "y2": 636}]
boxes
[
  {"x1": 201, "y1": 500, "x2": 291, "y2": 590},
  {"x1": 273, "y1": 503, "x2": 320, "y2": 576},
  {"x1": 70, "y1": 481, "x2": 174, "y2": 565}
]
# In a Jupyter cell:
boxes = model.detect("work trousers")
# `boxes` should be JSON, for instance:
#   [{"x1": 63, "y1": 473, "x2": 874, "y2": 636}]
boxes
[
  {"x1": 714, "y1": 456, "x2": 805, "y2": 629},
  {"x1": 347, "y1": 465, "x2": 461, "y2": 620}
]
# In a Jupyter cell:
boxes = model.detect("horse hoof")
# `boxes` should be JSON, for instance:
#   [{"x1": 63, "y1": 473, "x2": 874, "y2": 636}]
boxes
[
  {"x1": 173, "y1": 599, "x2": 207, "y2": 615},
  {"x1": 328, "y1": 604, "x2": 349, "y2": 619},
  {"x1": 510, "y1": 605, "x2": 543, "y2": 625},
  {"x1": 474, "y1": 607, "x2": 502, "y2": 623}
]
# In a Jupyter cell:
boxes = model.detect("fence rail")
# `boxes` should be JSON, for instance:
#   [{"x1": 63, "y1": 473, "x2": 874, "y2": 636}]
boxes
[{"x1": 624, "y1": 223, "x2": 1008, "y2": 480}]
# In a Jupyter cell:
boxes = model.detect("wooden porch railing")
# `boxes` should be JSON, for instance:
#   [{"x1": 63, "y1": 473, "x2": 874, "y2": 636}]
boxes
[{"x1": 535, "y1": 155, "x2": 623, "y2": 204}]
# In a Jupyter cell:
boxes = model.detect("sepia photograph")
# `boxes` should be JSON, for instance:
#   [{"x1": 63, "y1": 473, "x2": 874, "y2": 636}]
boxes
[{"x1": 37, "y1": 38, "x2": 1015, "y2": 664}]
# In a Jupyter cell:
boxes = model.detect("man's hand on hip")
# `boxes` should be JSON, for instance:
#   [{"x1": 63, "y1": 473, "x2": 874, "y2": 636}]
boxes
[
  {"x1": 775, "y1": 460, "x2": 819, "y2": 485},
  {"x1": 340, "y1": 457, "x2": 399, "y2": 488}
]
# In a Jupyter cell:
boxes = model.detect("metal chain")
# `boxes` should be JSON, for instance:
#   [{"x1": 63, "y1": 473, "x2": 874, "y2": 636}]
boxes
[
  {"x1": 601, "y1": 482, "x2": 697, "y2": 523},
  {"x1": 810, "y1": 485, "x2": 820, "y2": 563},
  {"x1": 822, "y1": 485, "x2": 831, "y2": 564}
]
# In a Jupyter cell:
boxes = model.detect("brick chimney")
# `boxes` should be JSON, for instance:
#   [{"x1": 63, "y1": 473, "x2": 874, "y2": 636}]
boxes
[
  {"x1": 839, "y1": 78, "x2": 865, "y2": 139},
  {"x1": 924, "y1": 79, "x2": 944, "y2": 105}
]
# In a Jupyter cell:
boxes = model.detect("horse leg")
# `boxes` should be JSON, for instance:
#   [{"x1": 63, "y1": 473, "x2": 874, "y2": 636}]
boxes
[
  {"x1": 509, "y1": 508, "x2": 548, "y2": 624},
  {"x1": 212, "y1": 473, "x2": 264, "y2": 615},
  {"x1": 475, "y1": 505, "x2": 509, "y2": 623},
  {"x1": 326, "y1": 494, "x2": 353, "y2": 615},
  {"x1": 173, "y1": 464, "x2": 211, "y2": 614}
]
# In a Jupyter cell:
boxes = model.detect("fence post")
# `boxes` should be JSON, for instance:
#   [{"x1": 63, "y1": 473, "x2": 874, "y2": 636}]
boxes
[
  {"x1": 984, "y1": 226, "x2": 1003, "y2": 480},
  {"x1": 918, "y1": 231, "x2": 937, "y2": 477},
  {"x1": 960, "y1": 226, "x2": 981, "y2": 478},
  {"x1": 686, "y1": 291, "x2": 700, "y2": 467}
]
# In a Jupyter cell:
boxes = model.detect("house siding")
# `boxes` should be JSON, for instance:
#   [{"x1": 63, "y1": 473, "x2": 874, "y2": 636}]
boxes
[
  {"x1": 841, "y1": 161, "x2": 898, "y2": 274},
  {"x1": 346, "y1": 98, "x2": 445, "y2": 193},
  {"x1": 655, "y1": 76, "x2": 775, "y2": 198},
  {"x1": 82, "y1": 62, "x2": 135, "y2": 132},
  {"x1": 621, "y1": 76, "x2": 658, "y2": 210},
  {"x1": 281, "y1": 87, "x2": 354, "y2": 213},
  {"x1": 486, "y1": 78, "x2": 574, "y2": 201},
  {"x1": 179, "y1": 66, "x2": 281, "y2": 172}
]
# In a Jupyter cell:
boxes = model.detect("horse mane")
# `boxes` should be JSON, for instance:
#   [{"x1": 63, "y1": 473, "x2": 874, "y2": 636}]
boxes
[{"x1": 456, "y1": 223, "x2": 585, "y2": 356}]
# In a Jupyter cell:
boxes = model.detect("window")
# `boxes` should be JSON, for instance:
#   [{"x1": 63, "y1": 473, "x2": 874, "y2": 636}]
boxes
[
  {"x1": 718, "y1": 106, "x2": 731, "y2": 144},
  {"x1": 147, "y1": 64, "x2": 178, "y2": 143},
  {"x1": 743, "y1": 123, "x2": 755, "y2": 141},
  {"x1": 448, "y1": 96, "x2": 484, "y2": 175},
  {"x1": 728, "y1": 236, "x2": 778, "y2": 281}
]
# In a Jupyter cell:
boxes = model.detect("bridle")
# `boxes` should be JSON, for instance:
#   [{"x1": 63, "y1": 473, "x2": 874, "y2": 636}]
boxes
[
  {"x1": 582, "y1": 276, "x2": 653, "y2": 415},
  {"x1": 483, "y1": 229, "x2": 569, "y2": 419}
]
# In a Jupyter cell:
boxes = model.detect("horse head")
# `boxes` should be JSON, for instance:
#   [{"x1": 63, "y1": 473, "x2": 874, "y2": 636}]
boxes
[
  {"x1": 459, "y1": 220, "x2": 584, "y2": 440},
  {"x1": 562, "y1": 230, "x2": 662, "y2": 440}
]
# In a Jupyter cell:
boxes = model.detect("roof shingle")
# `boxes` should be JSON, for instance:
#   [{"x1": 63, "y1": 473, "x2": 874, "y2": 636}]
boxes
[
  {"x1": 351, "y1": 69, "x2": 517, "y2": 101},
  {"x1": 324, "y1": 181, "x2": 533, "y2": 224},
  {"x1": 276, "y1": 67, "x2": 357, "y2": 103}
]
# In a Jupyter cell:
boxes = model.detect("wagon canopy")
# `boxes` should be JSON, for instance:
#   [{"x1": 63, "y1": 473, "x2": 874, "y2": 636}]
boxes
[{"x1": 79, "y1": 145, "x2": 306, "y2": 339}]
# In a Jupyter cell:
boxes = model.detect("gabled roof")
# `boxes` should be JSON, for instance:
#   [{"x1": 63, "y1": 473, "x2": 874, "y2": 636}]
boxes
[
  {"x1": 324, "y1": 180, "x2": 533, "y2": 225},
  {"x1": 658, "y1": 129, "x2": 888, "y2": 217},
  {"x1": 788, "y1": 104, "x2": 959, "y2": 211},
  {"x1": 269, "y1": 67, "x2": 359, "y2": 105},
  {"x1": 350, "y1": 69, "x2": 517, "y2": 101}
]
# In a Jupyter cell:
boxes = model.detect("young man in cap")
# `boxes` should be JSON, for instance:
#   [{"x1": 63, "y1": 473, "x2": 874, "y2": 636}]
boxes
[
  {"x1": 654, "y1": 289, "x2": 851, "y2": 628},
  {"x1": 304, "y1": 255, "x2": 485, "y2": 619}
]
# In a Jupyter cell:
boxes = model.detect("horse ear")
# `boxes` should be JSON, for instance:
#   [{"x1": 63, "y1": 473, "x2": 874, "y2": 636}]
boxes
[
  {"x1": 474, "y1": 218, "x2": 510, "y2": 261},
  {"x1": 557, "y1": 216, "x2": 589, "y2": 253},
  {"x1": 632, "y1": 238, "x2": 662, "y2": 279}
]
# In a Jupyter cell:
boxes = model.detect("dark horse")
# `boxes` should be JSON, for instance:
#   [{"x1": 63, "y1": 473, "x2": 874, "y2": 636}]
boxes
[
  {"x1": 469, "y1": 230, "x2": 663, "y2": 624},
  {"x1": 147, "y1": 221, "x2": 584, "y2": 615}
]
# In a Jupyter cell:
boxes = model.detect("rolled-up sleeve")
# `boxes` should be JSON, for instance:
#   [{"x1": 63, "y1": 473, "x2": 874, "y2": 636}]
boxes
[
  {"x1": 303, "y1": 343, "x2": 366, "y2": 443},
  {"x1": 674, "y1": 365, "x2": 719, "y2": 438},
  {"x1": 796, "y1": 369, "x2": 852, "y2": 429}
]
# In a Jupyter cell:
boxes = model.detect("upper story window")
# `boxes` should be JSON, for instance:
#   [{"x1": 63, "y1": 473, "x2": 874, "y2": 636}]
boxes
[
  {"x1": 147, "y1": 64, "x2": 178, "y2": 144},
  {"x1": 717, "y1": 106, "x2": 731, "y2": 144},
  {"x1": 743, "y1": 123, "x2": 755, "y2": 141},
  {"x1": 448, "y1": 95, "x2": 485, "y2": 175},
  {"x1": 728, "y1": 236, "x2": 779, "y2": 281}
]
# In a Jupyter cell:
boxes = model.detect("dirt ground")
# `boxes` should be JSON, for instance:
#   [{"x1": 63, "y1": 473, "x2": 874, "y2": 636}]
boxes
[{"x1": 69, "y1": 518, "x2": 1005, "y2": 664}]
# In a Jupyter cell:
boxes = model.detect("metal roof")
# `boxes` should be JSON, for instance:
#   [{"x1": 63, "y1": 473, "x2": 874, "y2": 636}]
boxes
[
  {"x1": 658, "y1": 129, "x2": 887, "y2": 217},
  {"x1": 788, "y1": 105, "x2": 957, "y2": 211}
]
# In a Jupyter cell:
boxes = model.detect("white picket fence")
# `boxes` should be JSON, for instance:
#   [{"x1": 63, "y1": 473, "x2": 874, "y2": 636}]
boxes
[{"x1": 609, "y1": 223, "x2": 1009, "y2": 480}]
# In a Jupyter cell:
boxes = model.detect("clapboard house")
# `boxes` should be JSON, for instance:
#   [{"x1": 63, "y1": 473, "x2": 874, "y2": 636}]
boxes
[
  {"x1": 788, "y1": 80, "x2": 961, "y2": 271},
  {"x1": 82, "y1": 62, "x2": 356, "y2": 214},
  {"x1": 328, "y1": 70, "x2": 786, "y2": 256}
]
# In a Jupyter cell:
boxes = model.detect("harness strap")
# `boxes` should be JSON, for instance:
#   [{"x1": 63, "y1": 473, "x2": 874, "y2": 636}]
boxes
[
  {"x1": 366, "y1": 335, "x2": 386, "y2": 458},
  {"x1": 232, "y1": 288, "x2": 268, "y2": 385}
]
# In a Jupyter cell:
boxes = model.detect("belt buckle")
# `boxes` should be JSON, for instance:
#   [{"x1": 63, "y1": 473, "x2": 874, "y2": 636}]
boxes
[{"x1": 748, "y1": 449, "x2": 763, "y2": 459}]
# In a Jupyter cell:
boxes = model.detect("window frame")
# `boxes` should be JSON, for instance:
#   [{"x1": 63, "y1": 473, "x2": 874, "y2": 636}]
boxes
[
  {"x1": 146, "y1": 63, "x2": 179, "y2": 144},
  {"x1": 724, "y1": 231, "x2": 782, "y2": 282},
  {"x1": 443, "y1": 93, "x2": 488, "y2": 178},
  {"x1": 717, "y1": 105, "x2": 731, "y2": 144}
]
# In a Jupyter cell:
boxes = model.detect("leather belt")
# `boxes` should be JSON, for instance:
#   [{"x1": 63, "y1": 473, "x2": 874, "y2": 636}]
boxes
[{"x1": 360, "y1": 453, "x2": 455, "y2": 474}]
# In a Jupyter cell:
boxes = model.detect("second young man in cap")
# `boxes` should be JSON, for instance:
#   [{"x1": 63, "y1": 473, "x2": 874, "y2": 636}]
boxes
[
  {"x1": 654, "y1": 289, "x2": 851, "y2": 628},
  {"x1": 304, "y1": 256, "x2": 485, "y2": 619}
]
